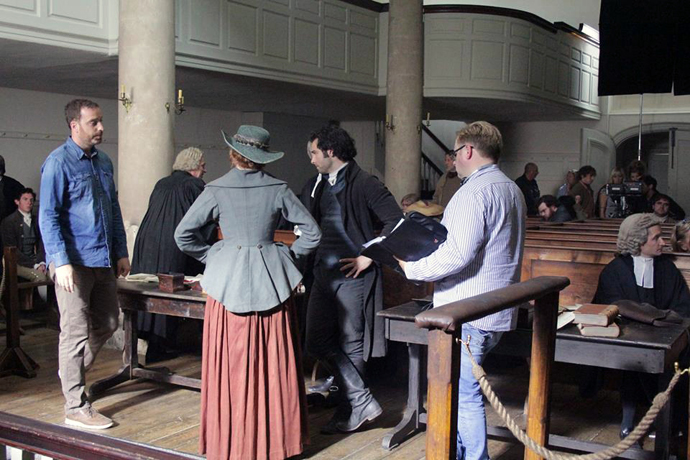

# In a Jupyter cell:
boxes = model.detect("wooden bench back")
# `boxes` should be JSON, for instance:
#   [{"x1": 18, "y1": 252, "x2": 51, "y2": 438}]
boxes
[{"x1": 522, "y1": 244, "x2": 690, "y2": 306}]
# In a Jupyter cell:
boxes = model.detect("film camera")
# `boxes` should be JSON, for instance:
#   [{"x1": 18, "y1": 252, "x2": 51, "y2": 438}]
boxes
[{"x1": 604, "y1": 181, "x2": 643, "y2": 217}]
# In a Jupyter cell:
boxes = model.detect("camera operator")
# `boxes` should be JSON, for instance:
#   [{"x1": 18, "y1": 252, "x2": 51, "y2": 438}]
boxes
[{"x1": 598, "y1": 168, "x2": 625, "y2": 219}]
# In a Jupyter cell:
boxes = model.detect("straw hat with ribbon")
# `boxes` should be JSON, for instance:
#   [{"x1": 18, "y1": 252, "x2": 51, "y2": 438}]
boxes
[{"x1": 221, "y1": 125, "x2": 284, "y2": 164}]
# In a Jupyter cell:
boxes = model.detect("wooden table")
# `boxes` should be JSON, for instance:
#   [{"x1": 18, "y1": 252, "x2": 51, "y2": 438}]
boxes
[
  {"x1": 89, "y1": 280, "x2": 207, "y2": 397},
  {"x1": 378, "y1": 302, "x2": 689, "y2": 460}
]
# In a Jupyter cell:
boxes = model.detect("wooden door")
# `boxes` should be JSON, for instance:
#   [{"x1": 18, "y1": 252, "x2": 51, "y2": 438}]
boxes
[
  {"x1": 580, "y1": 128, "x2": 616, "y2": 195},
  {"x1": 668, "y1": 129, "x2": 690, "y2": 214}
]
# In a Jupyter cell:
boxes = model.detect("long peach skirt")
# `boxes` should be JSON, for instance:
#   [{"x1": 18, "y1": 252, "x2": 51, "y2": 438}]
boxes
[{"x1": 199, "y1": 296, "x2": 308, "y2": 460}]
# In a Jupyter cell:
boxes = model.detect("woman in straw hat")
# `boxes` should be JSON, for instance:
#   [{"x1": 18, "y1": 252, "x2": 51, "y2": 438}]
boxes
[{"x1": 175, "y1": 125, "x2": 321, "y2": 460}]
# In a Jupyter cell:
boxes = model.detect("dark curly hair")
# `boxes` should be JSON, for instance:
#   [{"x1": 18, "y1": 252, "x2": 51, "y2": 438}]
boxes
[
  {"x1": 576, "y1": 165, "x2": 596, "y2": 181},
  {"x1": 309, "y1": 123, "x2": 357, "y2": 162}
]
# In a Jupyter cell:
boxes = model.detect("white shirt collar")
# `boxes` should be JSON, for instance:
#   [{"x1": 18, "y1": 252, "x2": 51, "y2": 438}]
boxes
[
  {"x1": 18, "y1": 209, "x2": 31, "y2": 226},
  {"x1": 328, "y1": 162, "x2": 349, "y2": 185},
  {"x1": 311, "y1": 162, "x2": 349, "y2": 197},
  {"x1": 632, "y1": 255, "x2": 654, "y2": 288}
]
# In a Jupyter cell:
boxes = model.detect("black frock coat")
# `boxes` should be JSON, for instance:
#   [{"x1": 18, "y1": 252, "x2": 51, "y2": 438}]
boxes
[{"x1": 131, "y1": 170, "x2": 206, "y2": 339}]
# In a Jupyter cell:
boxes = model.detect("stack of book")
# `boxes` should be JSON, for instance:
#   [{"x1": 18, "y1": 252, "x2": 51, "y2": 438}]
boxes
[{"x1": 572, "y1": 303, "x2": 620, "y2": 337}]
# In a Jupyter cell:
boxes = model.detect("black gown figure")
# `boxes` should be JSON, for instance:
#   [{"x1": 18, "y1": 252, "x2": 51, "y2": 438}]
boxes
[{"x1": 131, "y1": 170, "x2": 206, "y2": 360}]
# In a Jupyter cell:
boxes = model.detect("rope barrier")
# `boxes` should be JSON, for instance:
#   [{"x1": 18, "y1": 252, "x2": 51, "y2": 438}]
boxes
[{"x1": 458, "y1": 336, "x2": 687, "y2": 460}]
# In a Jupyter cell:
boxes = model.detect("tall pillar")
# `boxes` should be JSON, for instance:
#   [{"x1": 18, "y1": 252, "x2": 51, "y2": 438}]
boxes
[
  {"x1": 118, "y1": 0, "x2": 175, "y2": 226},
  {"x1": 384, "y1": 0, "x2": 423, "y2": 202}
]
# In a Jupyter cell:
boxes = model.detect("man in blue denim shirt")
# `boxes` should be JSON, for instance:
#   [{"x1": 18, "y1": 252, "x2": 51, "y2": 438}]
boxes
[{"x1": 39, "y1": 99, "x2": 130, "y2": 430}]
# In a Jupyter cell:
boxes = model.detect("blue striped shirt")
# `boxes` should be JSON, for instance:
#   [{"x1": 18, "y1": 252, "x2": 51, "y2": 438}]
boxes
[{"x1": 404, "y1": 163, "x2": 526, "y2": 331}]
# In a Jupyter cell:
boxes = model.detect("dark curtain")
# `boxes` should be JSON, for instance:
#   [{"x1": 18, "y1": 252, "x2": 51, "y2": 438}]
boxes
[{"x1": 598, "y1": 0, "x2": 690, "y2": 96}]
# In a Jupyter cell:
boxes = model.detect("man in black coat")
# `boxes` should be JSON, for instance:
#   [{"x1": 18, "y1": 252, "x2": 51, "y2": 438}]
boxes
[
  {"x1": 0, "y1": 155, "x2": 25, "y2": 222},
  {"x1": 593, "y1": 213, "x2": 690, "y2": 439},
  {"x1": 515, "y1": 162, "x2": 540, "y2": 216},
  {"x1": 131, "y1": 147, "x2": 207, "y2": 362},
  {"x1": 0, "y1": 188, "x2": 49, "y2": 282},
  {"x1": 304, "y1": 123, "x2": 402, "y2": 434}
]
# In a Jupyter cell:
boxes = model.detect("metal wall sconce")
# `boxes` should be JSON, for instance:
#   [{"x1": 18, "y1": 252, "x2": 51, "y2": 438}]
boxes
[
  {"x1": 385, "y1": 114, "x2": 395, "y2": 131},
  {"x1": 425, "y1": 112, "x2": 431, "y2": 127},
  {"x1": 119, "y1": 85, "x2": 132, "y2": 113},
  {"x1": 166, "y1": 89, "x2": 186, "y2": 115}
]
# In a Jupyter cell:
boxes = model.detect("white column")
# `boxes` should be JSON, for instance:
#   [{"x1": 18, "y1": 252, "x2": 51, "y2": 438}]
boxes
[
  {"x1": 384, "y1": 0, "x2": 424, "y2": 202},
  {"x1": 118, "y1": 0, "x2": 176, "y2": 227}
]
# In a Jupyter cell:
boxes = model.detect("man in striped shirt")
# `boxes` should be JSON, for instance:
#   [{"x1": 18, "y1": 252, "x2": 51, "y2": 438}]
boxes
[{"x1": 399, "y1": 121, "x2": 526, "y2": 460}]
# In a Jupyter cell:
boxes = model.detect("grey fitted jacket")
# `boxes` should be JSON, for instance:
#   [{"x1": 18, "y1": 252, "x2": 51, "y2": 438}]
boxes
[{"x1": 175, "y1": 168, "x2": 321, "y2": 313}]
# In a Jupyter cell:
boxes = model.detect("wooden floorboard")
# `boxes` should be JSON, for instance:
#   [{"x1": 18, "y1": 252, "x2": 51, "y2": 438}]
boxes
[{"x1": 0, "y1": 322, "x2": 662, "y2": 459}]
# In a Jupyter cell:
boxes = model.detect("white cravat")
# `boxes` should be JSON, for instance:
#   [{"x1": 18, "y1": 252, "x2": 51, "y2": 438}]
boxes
[
  {"x1": 632, "y1": 255, "x2": 654, "y2": 288},
  {"x1": 310, "y1": 162, "x2": 349, "y2": 197},
  {"x1": 18, "y1": 209, "x2": 31, "y2": 228},
  {"x1": 328, "y1": 162, "x2": 349, "y2": 185}
]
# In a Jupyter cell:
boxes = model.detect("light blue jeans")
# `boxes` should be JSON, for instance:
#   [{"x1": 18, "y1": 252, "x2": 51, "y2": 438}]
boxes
[{"x1": 457, "y1": 323, "x2": 504, "y2": 460}]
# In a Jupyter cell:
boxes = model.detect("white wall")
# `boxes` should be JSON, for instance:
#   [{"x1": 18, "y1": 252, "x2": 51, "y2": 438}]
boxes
[
  {"x1": 0, "y1": 87, "x2": 252, "y2": 201},
  {"x1": 499, "y1": 119, "x2": 601, "y2": 195},
  {"x1": 0, "y1": 87, "x2": 379, "y2": 206},
  {"x1": 0, "y1": 87, "x2": 119, "y2": 196},
  {"x1": 497, "y1": 94, "x2": 690, "y2": 199}
]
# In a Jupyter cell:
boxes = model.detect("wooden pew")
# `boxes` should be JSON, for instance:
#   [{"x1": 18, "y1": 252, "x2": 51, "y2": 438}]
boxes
[
  {"x1": 521, "y1": 243, "x2": 690, "y2": 305},
  {"x1": 526, "y1": 230, "x2": 618, "y2": 241},
  {"x1": 525, "y1": 239, "x2": 617, "y2": 250},
  {"x1": 0, "y1": 247, "x2": 53, "y2": 378}
]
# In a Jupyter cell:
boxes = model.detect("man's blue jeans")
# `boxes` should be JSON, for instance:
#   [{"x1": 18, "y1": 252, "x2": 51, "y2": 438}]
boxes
[{"x1": 457, "y1": 323, "x2": 504, "y2": 460}]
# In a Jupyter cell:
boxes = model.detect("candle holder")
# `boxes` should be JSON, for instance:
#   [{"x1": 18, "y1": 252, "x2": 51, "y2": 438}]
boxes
[
  {"x1": 166, "y1": 90, "x2": 186, "y2": 115},
  {"x1": 385, "y1": 114, "x2": 395, "y2": 131},
  {"x1": 118, "y1": 85, "x2": 132, "y2": 113}
]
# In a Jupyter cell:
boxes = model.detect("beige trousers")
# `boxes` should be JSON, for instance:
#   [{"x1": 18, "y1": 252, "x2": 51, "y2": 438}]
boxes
[{"x1": 51, "y1": 264, "x2": 119, "y2": 414}]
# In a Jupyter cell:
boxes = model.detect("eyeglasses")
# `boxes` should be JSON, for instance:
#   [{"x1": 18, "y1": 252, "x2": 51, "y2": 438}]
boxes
[{"x1": 449, "y1": 144, "x2": 466, "y2": 159}]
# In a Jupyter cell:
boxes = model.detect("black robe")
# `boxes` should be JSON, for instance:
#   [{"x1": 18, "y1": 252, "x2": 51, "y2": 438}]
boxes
[
  {"x1": 592, "y1": 254, "x2": 690, "y2": 317},
  {"x1": 307, "y1": 161, "x2": 402, "y2": 360},
  {"x1": 131, "y1": 170, "x2": 205, "y2": 276},
  {"x1": 131, "y1": 170, "x2": 205, "y2": 340}
]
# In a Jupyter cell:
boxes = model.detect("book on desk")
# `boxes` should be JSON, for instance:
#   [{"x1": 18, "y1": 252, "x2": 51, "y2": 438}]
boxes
[{"x1": 572, "y1": 303, "x2": 620, "y2": 337}]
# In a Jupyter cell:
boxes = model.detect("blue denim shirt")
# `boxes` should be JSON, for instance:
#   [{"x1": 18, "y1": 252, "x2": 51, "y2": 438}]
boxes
[{"x1": 39, "y1": 137, "x2": 128, "y2": 268}]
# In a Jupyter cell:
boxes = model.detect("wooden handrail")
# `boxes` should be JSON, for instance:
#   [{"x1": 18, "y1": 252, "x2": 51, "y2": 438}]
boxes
[
  {"x1": 421, "y1": 151, "x2": 443, "y2": 177},
  {"x1": 416, "y1": 276, "x2": 570, "y2": 332},
  {"x1": 0, "y1": 411, "x2": 202, "y2": 460},
  {"x1": 417, "y1": 276, "x2": 570, "y2": 460},
  {"x1": 421, "y1": 125, "x2": 451, "y2": 155}
]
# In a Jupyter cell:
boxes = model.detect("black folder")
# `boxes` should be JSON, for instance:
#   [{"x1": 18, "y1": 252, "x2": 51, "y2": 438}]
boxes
[{"x1": 361, "y1": 211, "x2": 448, "y2": 268}]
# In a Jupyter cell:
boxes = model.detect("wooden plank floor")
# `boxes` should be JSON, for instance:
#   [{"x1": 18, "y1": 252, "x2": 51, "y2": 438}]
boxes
[{"x1": 0, "y1": 321, "x2": 657, "y2": 459}]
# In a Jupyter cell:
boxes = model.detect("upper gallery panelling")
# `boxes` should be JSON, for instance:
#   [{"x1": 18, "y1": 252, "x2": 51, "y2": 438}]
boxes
[
  {"x1": 175, "y1": 0, "x2": 379, "y2": 94},
  {"x1": 0, "y1": 0, "x2": 117, "y2": 52},
  {"x1": 424, "y1": 12, "x2": 600, "y2": 119}
]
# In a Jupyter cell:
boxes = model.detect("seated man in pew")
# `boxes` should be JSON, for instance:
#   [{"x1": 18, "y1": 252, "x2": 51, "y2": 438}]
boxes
[
  {"x1": 0, "y1": 188, "x2": 50, "y2": 283},
  {"x1": 592, "y1": 213, "x2": 690, "y2": 439},
  {"x1": 650, "y1": 192, "x2": 685, "y2": 223},
  {"x1": 536, "y1": 194, "x2": 576, "y2": 223}
]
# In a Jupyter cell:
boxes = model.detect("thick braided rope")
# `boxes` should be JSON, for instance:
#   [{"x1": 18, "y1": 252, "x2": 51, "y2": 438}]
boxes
[{"x1": 462, "y1": 339, "x2": 684, "y2": 460}]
